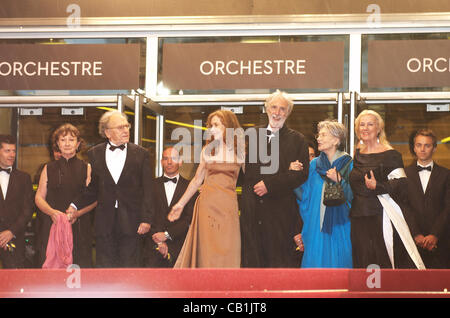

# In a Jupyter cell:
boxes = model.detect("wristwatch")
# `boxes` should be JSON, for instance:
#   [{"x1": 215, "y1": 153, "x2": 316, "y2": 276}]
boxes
[{"x1": 164, "y1": 231, "x2": 172, "y2": 241}]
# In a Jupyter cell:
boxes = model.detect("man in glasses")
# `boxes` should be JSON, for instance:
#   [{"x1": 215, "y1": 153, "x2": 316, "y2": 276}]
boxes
[{"x1": 68, "y1": 110, "x2": 154, "y2": 268}]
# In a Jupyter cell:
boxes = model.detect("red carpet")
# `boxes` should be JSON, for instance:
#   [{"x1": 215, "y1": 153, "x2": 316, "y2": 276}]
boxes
[{"x1": 0, "y1": 268, "x2": 448, "y2": 298}]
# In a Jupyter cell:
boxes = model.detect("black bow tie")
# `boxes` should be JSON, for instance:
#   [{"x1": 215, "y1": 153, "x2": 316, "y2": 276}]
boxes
[
  {"x1": 163, "y1": 176, "x2": 177, "y2": 184},
  {"x1": 0, "y1": 167, "x2": 11, "y2": 174},
  {"x1": 417, "y1": 165, "x2": 432, "y2": 172},
  {"x1": 109, "y1": 143, "x2": 126, "y2": 151}
]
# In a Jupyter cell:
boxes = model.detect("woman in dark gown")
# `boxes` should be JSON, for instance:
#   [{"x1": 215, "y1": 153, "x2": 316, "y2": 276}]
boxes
[
  {"x1": 35, "y1": 124, "x2": 97, "y2": 267},
  {"x1": 349, "y1": 110, "x2": 425, "y2": 269}
]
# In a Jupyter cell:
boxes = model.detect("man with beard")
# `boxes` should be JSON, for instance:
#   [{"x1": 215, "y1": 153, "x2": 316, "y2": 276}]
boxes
[{"x1": 241, "y1": 90, "x2": 310, "y2": 267}]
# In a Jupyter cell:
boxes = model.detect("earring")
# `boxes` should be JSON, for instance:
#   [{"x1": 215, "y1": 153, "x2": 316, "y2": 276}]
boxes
[
  {"x1": 377, "y1": 138, "x2": 380, "y2": 143},
  {"x1": 360, "y1": 140, "x2": 363, "y2": 144}
]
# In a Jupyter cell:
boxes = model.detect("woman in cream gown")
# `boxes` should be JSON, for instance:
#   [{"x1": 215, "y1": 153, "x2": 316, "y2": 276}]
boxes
[{"x1": 168, "y1": 110, "x2": 244, "y2": 268}]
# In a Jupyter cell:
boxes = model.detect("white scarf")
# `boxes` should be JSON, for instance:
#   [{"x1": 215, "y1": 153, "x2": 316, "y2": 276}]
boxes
[{"x1": 377, "y1": 168, "x2": 425, "y2": 270}]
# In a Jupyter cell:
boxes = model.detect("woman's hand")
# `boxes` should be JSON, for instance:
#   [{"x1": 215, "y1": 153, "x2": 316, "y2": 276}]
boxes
[
  {"x1": 364, "y1": 170, "x2": 377, "y2": 190},
  {"x1": 168, "y1": 203, "x2": 184, "y2": 222},
  {"x1": 51, "y1": 210, "x2": 67, "y2": 224},
  {"x1": 289, "y1": 160, "x2": 303, "y2": 171},
  {"x1": 326, "y1": 167, "x2": 340, "y2": 183}
]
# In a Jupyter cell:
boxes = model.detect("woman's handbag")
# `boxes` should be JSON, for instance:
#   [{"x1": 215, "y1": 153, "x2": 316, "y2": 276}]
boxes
[
  {"x1": 323, "y1": 170, "x2": 346, "y2": 207},
  {"x1": 322, "y1": 159, "x2": 351, "y2": 207}
]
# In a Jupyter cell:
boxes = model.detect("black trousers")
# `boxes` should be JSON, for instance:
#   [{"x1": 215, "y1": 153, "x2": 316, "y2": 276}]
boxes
[{"x1": 95, "y1": 210, "x2": 140, "y2": 268}]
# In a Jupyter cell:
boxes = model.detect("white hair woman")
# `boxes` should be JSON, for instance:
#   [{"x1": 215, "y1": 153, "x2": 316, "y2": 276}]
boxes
[
  {"x1": 349, "y1": 110, "x2": 425, "y2": 269},
  {"x1": 292, "y1": 119, "x2": 353, "y2": 268}
]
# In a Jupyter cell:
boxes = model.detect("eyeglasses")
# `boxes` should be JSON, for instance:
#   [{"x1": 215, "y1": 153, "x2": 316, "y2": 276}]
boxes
[{"x1": 107, "y1": 123, "x2": 131, "y2": 130}]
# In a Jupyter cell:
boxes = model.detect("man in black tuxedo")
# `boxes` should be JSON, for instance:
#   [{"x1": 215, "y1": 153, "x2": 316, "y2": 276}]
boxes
[
  {"x1": 405, "y1": 129, "x2": 450, "y2": 268},
  {"x1": 0, "y1": 135, "x2": 34, "y2": 268},
  {"x1": 68, "y1": 111, "x2": 154, "y2": 268},
  {"x1": 240, "y1": 90, "x2": 309, "y2": 268},
  {"x1": 144, "y1": 147, "x2": 196, "y2": 267}
]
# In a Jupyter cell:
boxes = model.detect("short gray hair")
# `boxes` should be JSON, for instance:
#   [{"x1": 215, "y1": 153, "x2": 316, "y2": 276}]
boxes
[
  {"x1": 264, "y1": 89, "x2": 294, "y2": 116},
  {"x1": 317, "y1": 119, "x2": 347, "y2": 151},
  {"x1": 98, "y1": 110, "x2": 128, "y2": 138}
]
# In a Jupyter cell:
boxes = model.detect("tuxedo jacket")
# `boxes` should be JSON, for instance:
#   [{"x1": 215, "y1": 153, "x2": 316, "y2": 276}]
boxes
[
  {"x1": 240, "y1": 124, "x2": 310, "y2": 267},
  {"x1": 405, "y1": 162, "x2": 450, "y2": 240},
  {"x1": 74, "y1": 142, "x2": 154, "y2": 236},
  {"x1": 0, "y1": 169, "x2": 34, "y2": 250},
  {"x1": 146, "y1": 175, "x2": 196, "y2": 266}
]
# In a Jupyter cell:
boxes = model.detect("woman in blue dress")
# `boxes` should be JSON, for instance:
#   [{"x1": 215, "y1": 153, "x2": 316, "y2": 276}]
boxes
[{"x1": 292, "y1": 120, "x2": 353, "y2": 268}]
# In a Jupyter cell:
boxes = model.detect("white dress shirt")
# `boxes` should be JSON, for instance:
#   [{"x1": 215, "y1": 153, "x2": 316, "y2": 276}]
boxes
[
  {"x1": 0, "y1": 167, "x2": 11, "y2": 199},
  {"x1": 266, "y1": 125, "x2": 276, "y2": 142},
  {"x1": 106, "y1": 142, "x2": 127, "y2": 208},
  {"x1": 417, "y1": 161, "x2": 433, "y2": 193},
  {"x1": 163, "y1": 173, "x2": 179, "y2": 206}
]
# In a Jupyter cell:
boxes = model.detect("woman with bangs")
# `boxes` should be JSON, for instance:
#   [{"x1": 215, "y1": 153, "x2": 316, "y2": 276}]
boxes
[{"x1": 35, "y1": 123, "x2": 97, "y2": 268}]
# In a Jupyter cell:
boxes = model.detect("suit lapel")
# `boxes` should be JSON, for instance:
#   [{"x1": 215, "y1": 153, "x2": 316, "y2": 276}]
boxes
[
  {"x1": 4, "y1": 169, "x2": 17, "y2": 202},
  {"x1": 407, "y1": 164, "x2": 425, "y2": 196},
  {"x1": 117, "y1": 143, "x2": 133, "y2": 185},
  {"x1": 98, "y1": 142, "x2": 116, "y2": 185},
  {"x1": 156, "y1": 177, "x2": 169, "y2": 210},
  {"x1": 169, "y1": 177, "x2": 185, "y2": 208},
  {"x1": 424, "y1": 163, "x2": 440, "y2": 196}
]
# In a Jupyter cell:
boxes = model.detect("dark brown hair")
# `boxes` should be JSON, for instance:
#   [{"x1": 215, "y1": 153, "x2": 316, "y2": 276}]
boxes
[{"x1": 52, "y1": 123, "x2": 84, "y2": 153}]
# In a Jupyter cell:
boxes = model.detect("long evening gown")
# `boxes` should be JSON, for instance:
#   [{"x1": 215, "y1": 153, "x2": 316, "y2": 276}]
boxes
[{"x1": 174, "y1": 162, "x2": 241, "y2": 268}]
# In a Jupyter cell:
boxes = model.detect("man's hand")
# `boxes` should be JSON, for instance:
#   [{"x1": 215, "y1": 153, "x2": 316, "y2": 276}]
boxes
[
  {"x1": 253, "y1": 181, "x2": 268, "y2": 197},
  {"x1": 293, "y1": 233, "x2": 304, "y2": 252},
  {"x1": 414, "y1": 234, "x2": 425, "y2": 248},
  {"x1": 152, "y1": 232, "x2": 166, "y2": 244},
  {"x1": 422, "y1": 234, "x2": 438, "y2": 251},
  {"x1": 0, "y1": 230, "x2": 14, "y2": 250},
  {"x1": 137, "y1": 222, "x2": 151, "y2": 235},
  {"x1": 156, "y1": 242, "x2": 169, "y2": 258}
]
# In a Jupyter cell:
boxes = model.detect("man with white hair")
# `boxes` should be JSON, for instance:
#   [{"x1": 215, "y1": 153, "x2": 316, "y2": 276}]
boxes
[
  {"x1": 68, "y1": 110, "x2": 154, "y2": 268},
  {"x1": 241, "y1": 90, "x2": 310, "y2": 268}
]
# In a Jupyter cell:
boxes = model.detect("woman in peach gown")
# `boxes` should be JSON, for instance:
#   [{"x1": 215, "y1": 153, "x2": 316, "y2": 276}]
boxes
[{"x1": 168, "y1": 110, "x2": 244, "y2": 268}]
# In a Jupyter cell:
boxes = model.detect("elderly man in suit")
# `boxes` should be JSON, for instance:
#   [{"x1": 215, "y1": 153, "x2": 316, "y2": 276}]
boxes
[
  {"x1": 405, "y1": 129, "x2": 450, "y2": 268},
  {"x1": 0, "y1": 135, "x2": 34, "y2": 268},
  {"x1": 144, "y1": 147, "x2": 196, "y2": 267},
  {"x1": 68, "y1": 110, "x2": 154, "y2": 268},
  {"x1": 240, "y1": 90, "x2": 310, "y2": 268}
]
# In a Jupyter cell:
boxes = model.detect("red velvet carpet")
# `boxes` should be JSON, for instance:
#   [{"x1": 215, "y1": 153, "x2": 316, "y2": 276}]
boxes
[{"x1": 0, "y1": 268, "x2": 448, "y2": 298}]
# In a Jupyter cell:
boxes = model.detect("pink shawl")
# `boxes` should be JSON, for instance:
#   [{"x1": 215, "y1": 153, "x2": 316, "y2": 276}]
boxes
[{"x1": 42, "y1": 213, "x2": 73, "y2": 269}]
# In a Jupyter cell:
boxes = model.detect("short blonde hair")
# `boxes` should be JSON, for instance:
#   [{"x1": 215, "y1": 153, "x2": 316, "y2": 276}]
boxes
[
  {"x1": 264, "y1": 90, "x2": 294, "y2": 116},
  {"x1": 98, "y1": 110, "x2": 128, "y2": 138},
  {"x1": 317, "y1": 119, "x2": 347, "y2": 151}
]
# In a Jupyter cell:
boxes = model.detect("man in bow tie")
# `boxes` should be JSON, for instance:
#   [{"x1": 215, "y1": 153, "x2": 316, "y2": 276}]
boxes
[
  {"x1": 68, "y1": 110, "x2": 154, "y2": 268},
  {"x1": 240, "y1": 90, "x2": 310, "y2": 268},
  {"x1": 0, "y1": 135, "x2": 33, "y2": 268},
  {"x1": 144, "y1": 147, "x2": 196, "y2": 267},
  {"x1": 405, "y1": 129, "x2": 450, "y2": 268}
]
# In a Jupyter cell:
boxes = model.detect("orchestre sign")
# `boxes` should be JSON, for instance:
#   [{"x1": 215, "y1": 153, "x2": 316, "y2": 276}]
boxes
[
  {"x1": 367, "y1": 39, "x2": 450, "y2": 89},
  {"x1": 161, "y1": 41, "x2": 345, "y2": 91},
  {"x1": 0, "y1": 44, "x2": 140, "y2": 90}
]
